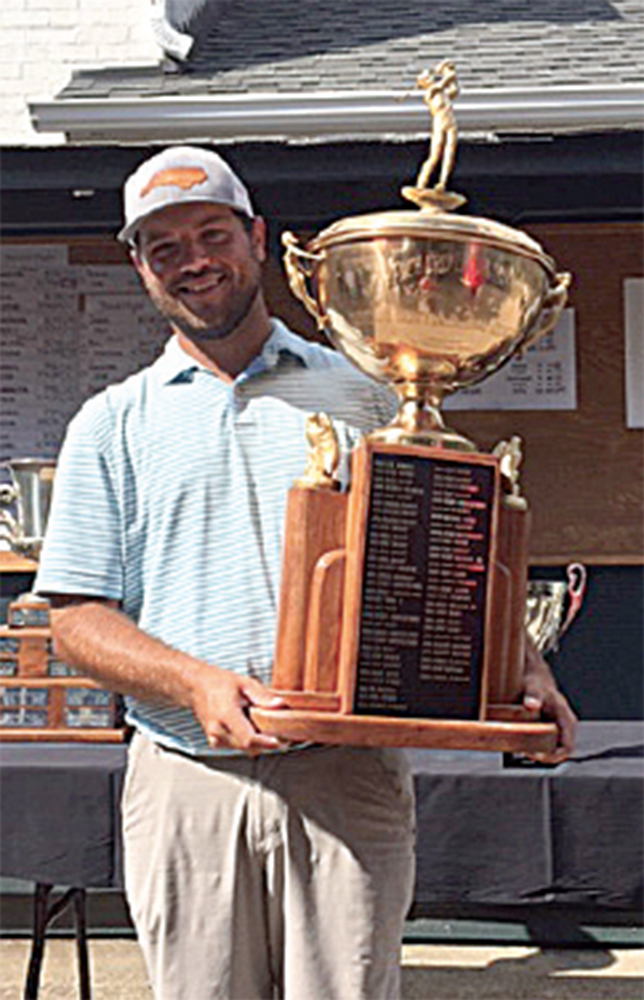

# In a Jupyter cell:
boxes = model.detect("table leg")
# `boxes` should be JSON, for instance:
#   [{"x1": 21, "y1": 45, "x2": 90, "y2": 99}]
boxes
[
  {"x1": 23, "y1": 883, "x2": 91, "y2": 1000},
  {"x1": 73, "y1": 889, "x2": 91, "y2": 1000},
  {"x1": 24, "y1": 882, "x2": 52, "y2": 1000}
]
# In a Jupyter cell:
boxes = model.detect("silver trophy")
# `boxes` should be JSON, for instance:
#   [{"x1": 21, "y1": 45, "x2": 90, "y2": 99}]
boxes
[
  {"x1": 525, "y1": 563, "x2": 587, "y2": 654},
  {"x1": 0, "y1": 458, "x2": 56, "y2": 559}
]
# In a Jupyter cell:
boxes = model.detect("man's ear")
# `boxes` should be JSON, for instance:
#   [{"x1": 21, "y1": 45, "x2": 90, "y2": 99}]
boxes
[
  {"x1": 129, "y1": 245, "x2": 145, "y2": 277},
  {"x1": 251, "y1": 217, "x2": 268, "y2": 264}
]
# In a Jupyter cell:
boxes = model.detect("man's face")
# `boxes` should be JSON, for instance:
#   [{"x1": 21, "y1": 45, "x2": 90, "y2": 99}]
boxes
[{"x1": 133, "y1": 202, "x2": 266, "y2": 344}]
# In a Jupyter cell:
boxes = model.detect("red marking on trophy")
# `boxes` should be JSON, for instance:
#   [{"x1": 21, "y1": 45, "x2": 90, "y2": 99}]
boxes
[{"x1": 462, "y1": 243, "x2": 485, "y2": 294}]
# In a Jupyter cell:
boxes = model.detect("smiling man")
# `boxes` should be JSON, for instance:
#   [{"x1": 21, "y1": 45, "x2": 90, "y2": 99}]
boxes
[
  {"x1": 34, "y1": 147, "x2": 418, "y2": 1000},
  {"x1": 35, "y1": 146, "x2": 575, "y2": 1000}
]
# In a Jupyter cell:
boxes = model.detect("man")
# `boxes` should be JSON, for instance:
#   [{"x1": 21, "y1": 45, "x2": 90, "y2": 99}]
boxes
[{"x1": 36, "y1": 146, "x2": 576, "y2": 1000}]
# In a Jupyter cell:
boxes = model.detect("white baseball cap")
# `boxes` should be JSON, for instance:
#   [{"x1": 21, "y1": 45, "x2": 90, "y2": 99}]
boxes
[{"x1": 118, "y1": 146, "x2": 255, "y2": 244}]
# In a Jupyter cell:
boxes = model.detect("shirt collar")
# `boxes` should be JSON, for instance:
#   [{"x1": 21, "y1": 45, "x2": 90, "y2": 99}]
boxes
[{"x1": 155, "y1": 318, "x2": 313, "y2": 386}]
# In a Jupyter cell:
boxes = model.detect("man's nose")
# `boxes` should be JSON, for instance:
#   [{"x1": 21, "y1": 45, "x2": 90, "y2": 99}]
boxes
[{"x1": 176, "y1": 237, "x2": 212, "y2": 270}]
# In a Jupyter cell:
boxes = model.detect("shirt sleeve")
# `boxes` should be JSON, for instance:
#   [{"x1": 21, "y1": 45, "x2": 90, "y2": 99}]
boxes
[{"x1": 35, "y1": 401, "x2": 124, "y2": 601}]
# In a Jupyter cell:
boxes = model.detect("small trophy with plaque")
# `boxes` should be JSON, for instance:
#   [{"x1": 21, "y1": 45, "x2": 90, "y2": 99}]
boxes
[
  {"x1": 0, "y1": 599, "x2": 125, "y2": 742},
  {"x1": 0, "y1": 461, "x2": 125, "y2": 741},
  {"x1": 251, "y1": 63, "x2": 572, "y2": 754}
]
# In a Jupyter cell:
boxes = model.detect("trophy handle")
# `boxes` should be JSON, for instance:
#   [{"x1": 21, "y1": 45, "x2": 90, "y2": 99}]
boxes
[
  {"x1": 0, "y1": 461, "x2": 17, "y2": 501},
  {"x1": 0, "y1": 463, "x2": 19, "y2": 549},
  {"x1": 560, "y1": 562, "x2": 587, "y2": 638},
  {"x1": 523, "y1": 271, "x2": 571, "y2": 350},
  {"x1": 281, "y1": 232, "x2": 326, "y2": 327},
  {"x1": 304, "y1": 547, "x2": 347, "y2": 692},
  {"x1": 0, "y1": 510, "x2": 20, "y2": 548},
  {"x1": 0, "y1": 484, "x2": 17, "y2": 504}
]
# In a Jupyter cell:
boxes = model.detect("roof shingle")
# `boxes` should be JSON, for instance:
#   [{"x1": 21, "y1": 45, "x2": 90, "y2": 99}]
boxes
[{"x1": 58, "y1": 0, "x2": 643, "y2": 101}]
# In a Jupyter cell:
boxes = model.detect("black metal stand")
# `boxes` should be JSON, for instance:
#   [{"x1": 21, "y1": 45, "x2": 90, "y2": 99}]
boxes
[{"x1": 24, "y1": 883, "x2": 91, "y2": 1000}]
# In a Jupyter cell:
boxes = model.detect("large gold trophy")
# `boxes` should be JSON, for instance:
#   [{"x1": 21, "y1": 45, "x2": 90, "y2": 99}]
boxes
[{"x1": 251, "y1": 63, "x2": 571, "y2": 754}]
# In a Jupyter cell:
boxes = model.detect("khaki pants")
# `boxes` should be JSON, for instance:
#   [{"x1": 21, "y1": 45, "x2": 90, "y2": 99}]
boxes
[{"x1": 122, "y1": 733, "x2": 416, "y2": 1000}]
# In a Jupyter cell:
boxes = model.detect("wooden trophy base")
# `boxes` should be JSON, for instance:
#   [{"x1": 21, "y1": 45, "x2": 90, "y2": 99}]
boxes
[
  {"x1": 257, "y1": 441, "x2": 558, "y2": 755},
  {"x1": 251, "y1": 705, "x2": 557, "y2": 754}
]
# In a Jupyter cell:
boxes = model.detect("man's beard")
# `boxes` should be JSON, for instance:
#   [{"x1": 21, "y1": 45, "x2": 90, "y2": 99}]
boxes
[{"x1": 145, "y1": 272, "x2": 261, "y2": 344}]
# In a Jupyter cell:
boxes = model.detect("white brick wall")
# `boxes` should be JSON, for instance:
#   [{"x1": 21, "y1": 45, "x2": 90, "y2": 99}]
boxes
[{"x1": 1, "y1": 0, "x2": 159, "y2": 145}]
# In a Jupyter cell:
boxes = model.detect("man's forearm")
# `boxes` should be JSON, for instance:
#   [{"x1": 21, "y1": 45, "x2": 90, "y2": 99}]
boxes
[
  {"x1": 48, "y1": 598, "x2": 210, "y2": 709},
  {"x1": 47, "y1": 596, "x2": 287, "y2": 754}
]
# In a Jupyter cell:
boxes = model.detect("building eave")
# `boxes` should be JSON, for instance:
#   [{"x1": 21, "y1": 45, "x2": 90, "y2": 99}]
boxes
[{"x1": 29, "y1": 84, "x2": 644, "y2": 144}]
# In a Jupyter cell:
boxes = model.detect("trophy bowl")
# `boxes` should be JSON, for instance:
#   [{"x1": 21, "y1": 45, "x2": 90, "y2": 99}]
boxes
[
  {"x1": 0, "y1": 458, "x2": 56, "y2": 559},
  {"x1": 283, "y1": 209, "x2": 570, "y2": 450}
]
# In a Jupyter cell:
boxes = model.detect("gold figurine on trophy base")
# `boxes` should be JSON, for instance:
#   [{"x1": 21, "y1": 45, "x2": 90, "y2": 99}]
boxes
[{"x1": 402, "y1": 60, "x2": 467, "y2": 213}]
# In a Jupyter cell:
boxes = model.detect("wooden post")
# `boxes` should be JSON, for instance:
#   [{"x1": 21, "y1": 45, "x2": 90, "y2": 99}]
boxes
[
  {"x1": 490, "y1": 501, "x2": 531, "y2": 704},
  {"x1": 273, "y1": 487, "x2": 347, "y2": 692}
]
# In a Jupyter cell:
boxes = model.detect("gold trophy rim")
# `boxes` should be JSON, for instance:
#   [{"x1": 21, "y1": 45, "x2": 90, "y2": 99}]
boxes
[{"x1": 306, "y1": 207, "x2": 559, "y2": 281}]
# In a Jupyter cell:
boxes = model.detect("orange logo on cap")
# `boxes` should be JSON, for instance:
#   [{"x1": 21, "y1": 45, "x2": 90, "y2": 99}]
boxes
[{"x1": 140, "y1": 167, "x2": 208, "y2": 198}]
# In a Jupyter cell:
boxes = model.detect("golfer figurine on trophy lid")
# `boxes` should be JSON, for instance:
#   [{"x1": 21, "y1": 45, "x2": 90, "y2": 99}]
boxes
[{"x1": 251, "y1": 62, "x2": 572, "y2": 755}]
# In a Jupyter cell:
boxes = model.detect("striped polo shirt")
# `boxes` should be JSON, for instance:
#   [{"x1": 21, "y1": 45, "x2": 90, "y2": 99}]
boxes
[{"x1": 36, "y1": 319, "x2": 396, "y2": 754}]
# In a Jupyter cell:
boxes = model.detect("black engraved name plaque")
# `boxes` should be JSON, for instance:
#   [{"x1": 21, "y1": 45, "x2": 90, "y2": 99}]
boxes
[{"x1": 353, "y1": 449, "x2": 497, "y2": 719}]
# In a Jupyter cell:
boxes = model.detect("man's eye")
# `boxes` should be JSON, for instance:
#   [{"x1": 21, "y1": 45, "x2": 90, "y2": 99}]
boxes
[
  {"x1": 202, "y1": 229, "x2": 229, "y2": 246},
  {"x1": 147, "y1": 243, "x2": 180, "y2": 268}
]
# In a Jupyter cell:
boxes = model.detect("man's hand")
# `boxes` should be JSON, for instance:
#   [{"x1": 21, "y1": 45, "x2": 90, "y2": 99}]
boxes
[
  {"x1": 190, "y1": 665, "x2": 290, "y2": 756},
  {"x1": 522, "y1": 634, "x2": 577, "y2": 764}
]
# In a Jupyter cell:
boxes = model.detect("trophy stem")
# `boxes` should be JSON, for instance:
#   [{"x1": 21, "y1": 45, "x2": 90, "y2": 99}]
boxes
[{"x1": 369, "y1": 384, "x2": 476, "y2": 452}]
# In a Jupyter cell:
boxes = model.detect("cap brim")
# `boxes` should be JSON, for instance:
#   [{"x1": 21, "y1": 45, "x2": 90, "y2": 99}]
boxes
[{"x1": 117, "y1": 197, "x2": 254, "y2": 245}]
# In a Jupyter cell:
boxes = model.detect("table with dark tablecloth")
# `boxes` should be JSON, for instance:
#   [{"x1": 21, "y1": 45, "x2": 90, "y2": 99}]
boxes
[
  {"x1": 1, "y1": 722, "x2": 642, "y2": 913},
  {"x1": 408, "y1": 721, "x2": 643, "y2": 913},
  {"x1": 0, "y1": 742, "x2": 126, "y2": 890}
]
